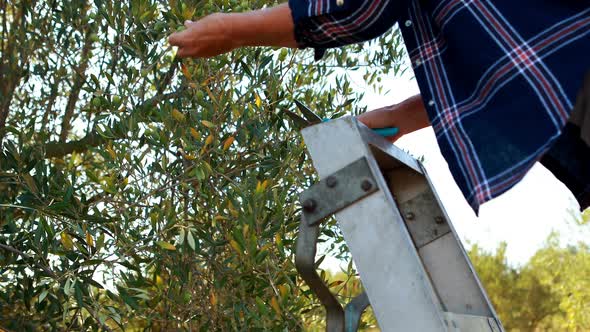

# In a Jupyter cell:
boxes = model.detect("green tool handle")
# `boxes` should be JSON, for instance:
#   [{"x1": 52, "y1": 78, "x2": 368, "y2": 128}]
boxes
[
  {"x1": 322, "y1": 119, "x2": 398, "y2": 138},
  {"x1": 372, "y1": 127, "x2": 398, "y2": 137}
]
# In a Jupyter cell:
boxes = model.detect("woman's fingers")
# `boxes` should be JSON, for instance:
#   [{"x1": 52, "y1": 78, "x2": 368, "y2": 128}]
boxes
[
  {"x1": 169, "y1": 21, "x2": 200, "y2": 47},
  {"x1": 175, "y1": 46, "x2": 194, "y2": 58},
  {"x1": 169, "y1": 27, "x2": 202, "y2": 57},
  {"x1": 357, "y1": 106, "x2": 396, "y2": 128},
  {"x1": 169, "y1": 14, "x2": 237, "y2": 58},
  {"x1": 357, "y1": 105, "x2": 404, "y2": 142},
  {"x1": 168, "y1": 31, "x2": 186, "y2": 47},
  {"x1": 357, "y1": 95, "x2": 429, "y2": 143}
]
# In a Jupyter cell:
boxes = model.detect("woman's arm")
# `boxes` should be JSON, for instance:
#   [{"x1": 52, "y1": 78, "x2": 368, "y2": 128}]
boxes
[
  {"x1": 357, "y1": 94, "x2": 431, "y2": 142},
  {"x1": 168, "y1": 3, "x2": 428, "y2": 140},
  {"x1": 169, "y1": 4, "x2": 297, "y2": 58}
]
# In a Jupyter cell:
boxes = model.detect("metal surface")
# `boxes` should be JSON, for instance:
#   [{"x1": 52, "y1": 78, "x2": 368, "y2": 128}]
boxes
[
  {"x1": 419, "y1": 233, "x2": 491, "y2": 316},
  {"x1": 294, "y1": 214, "x2": 373, "y2": 332},
  {"x1": 302, "y1": 117, "x2": 447, "y2": 331},
  {"x1": 295, "y1": 214, "x2": 344, "y2": 331},
  {"x1": 345, "y1": 292, "x2": 371, "y2": 332},
  {"x1": 300, "y1": 157, "x2": 379, "y2": 226},
  {"x1": 298, "y1": 116, "x2": 504, "y2": 332},
  {"x1": 360, "y1": 125, "x2": 422, "y2": 174},
  {"x1": 398, "y1": 191, "x2": 451, "y2": 248},
  {"x1": 387, "y1": 165, "x2": 494, "y2": 317},
  {"x1": 295, "y1": 99, "x2": 323, "y2": 124},
  {"x1": 487, "y1": 317, "x2": 503, "y2": 332},
  {"x1": 443, "y1": 312, "x2": 501, "y2": 332},
  {"x1": 420, "y1": 164, "x2": 503, "y2": 326}
]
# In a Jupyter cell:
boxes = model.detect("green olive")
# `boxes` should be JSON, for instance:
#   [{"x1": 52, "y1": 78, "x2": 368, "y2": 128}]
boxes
[
  {"x1": 154, "y1": 21, "x2": 166, "y2": 32},
  {"x1": 279, "y1": 49, "x2": 288, "y2": 62},
  {"x1": 91, "y1": 97, "x2": 102, "y2": 108},
  {"x1": 89, "y1": 33, "x2": 100, "y2": 43}
]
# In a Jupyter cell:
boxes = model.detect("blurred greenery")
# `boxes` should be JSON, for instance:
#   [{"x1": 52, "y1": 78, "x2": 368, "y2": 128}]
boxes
[
  {"x1": 0, "y1": 0, "x2": 405, "y2": 330},
  {"x1": 469, "y1": 228, "x2": 590, "y2": 331}
]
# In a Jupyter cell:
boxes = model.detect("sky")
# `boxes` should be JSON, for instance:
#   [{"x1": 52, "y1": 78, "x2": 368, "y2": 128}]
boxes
[{"x1": 320, "y1": 63, "x2": 589, "y2": 271}]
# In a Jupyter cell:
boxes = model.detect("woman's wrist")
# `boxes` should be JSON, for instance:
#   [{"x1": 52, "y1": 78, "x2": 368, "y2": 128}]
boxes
[
  {"x1": 393, "y1": 95, "x2": 429, "y2": 135},
  {"x1": 229, "y1": 4, "x2": 297, "y2": 48}
]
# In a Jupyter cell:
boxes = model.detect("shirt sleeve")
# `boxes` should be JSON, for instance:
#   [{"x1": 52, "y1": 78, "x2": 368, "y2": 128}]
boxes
[{"x1": 288, "y1": 0, "x2": 405, "y2": 60}]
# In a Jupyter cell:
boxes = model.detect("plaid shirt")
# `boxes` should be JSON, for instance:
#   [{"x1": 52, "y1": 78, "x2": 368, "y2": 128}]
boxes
[{"x1": 289, "y1": 0, "x2": 590, "y2": 212}]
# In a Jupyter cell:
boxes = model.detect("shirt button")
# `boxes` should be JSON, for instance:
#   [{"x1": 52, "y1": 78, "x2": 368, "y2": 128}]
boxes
[
  {"x1": 405, "y1": 20, "x2": 413, "y2": 27},
  {"x1": 428, "y1": 100, "x2": 435, "y2": 107},
  {"x1": 414, "y1": 59, "x2": 422, "y2": 66},
  {"x1": 337, "y1": 0, "x2": 344, "y2": 6}
]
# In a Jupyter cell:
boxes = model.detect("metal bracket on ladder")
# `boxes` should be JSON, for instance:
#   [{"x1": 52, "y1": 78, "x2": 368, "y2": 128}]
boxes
[
  {"x1": 294, "y1": 117, "x2": 505, "y2": 332},
  {"x1": 295, "y1": 157, "x2": 375, "y2": 331}
]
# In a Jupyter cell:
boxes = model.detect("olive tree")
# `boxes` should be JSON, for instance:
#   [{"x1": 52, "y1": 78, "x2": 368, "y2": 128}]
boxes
[{"x1": 0, "y1": 0, "x2": 405, "y2": 330}]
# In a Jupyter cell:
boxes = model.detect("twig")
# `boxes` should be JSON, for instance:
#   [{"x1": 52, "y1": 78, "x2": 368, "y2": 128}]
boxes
[
  {"x1": 44, "y1": 90, "x2": 185, "y2": 158},
  {"x1": 0, "y1": 243, "x2": 57, "y2": 278}
]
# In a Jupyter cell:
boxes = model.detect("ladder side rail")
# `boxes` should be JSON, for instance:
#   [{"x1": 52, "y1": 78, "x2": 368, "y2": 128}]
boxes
[
  {"x1": 358, "y1": 122, "x2": 504, "y2": 329},
  {"x1": 302, "y1": 117, "x2": 447, "y2": 331},
  {"x1": 420, "y1": 165, "x2": 504, "y2": 329}
]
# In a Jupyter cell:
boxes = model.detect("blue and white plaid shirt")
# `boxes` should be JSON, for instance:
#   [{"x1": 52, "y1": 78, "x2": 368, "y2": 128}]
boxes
[{"x1": 289, "y1": 0, "x2": 590, "y2": 212}]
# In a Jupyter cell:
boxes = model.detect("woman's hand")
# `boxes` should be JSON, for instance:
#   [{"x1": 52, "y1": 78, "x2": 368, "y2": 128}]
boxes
[
  {"x1": 169, "y1": 14, "x2": 238, "y2": 58},
  {"x1": 357, "y1": 94, "x2": 430, "y2": 142},
  {"x1": 168, "y1": 4, "x2": 297, "y2": 59}
]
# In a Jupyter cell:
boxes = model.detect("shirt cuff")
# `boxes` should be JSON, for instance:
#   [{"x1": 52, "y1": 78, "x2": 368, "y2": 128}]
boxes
[
  {"x1": 288, "y1": 0, "x2": 318, "y2": 59},
  {"x1": 287, "y1": 0, "x2": 401, "y2": 61},
  {"x1": 289, "y1": 0, "x2": 345, "y2": 60}
]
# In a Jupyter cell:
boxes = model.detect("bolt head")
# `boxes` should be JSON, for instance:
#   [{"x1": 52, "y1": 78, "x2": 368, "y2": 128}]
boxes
[
  {"x1": 302, "y1": 199, "x2": 317, "y2": 212},
  {"x1": 405, "y1": 212, "x2": 415, "y2": 220},
  {"x1": 325, "y1": 176, "x2": 337, "y2": 188},
  {"x1": 361, "y1": 179, "x2": 373, "y2": 192},
  {"x1": 435, "y1": 216, "x2": 444, "y2": 224}
]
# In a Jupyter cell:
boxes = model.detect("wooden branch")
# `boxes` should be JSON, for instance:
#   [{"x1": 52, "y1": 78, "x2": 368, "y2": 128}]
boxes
[
  {"x1": 0, "y1": 1, "x2": 23, "y2": 143},
  {"x1": 0, "y1": 1, "x2": 35, "y2": 143},
  {"x1": 41, "y1": 80, "x2": 59, "y2": 132},
  {"x1": 157, "y1": 56, "x2": 180, "y2": 95},
  {"x1": 83, "y1": 304, "x2": 115, "y2": 332},
  {"x1": 1, "y1": 0, "x2": 7, "y2": 59},
  {"x1": 0, "y1": 243, "x2": 57, "y2": 278},
  {"x1": 45, "y1": 130, "x2": 107, "y2": 158},
  {"x1": 44, "y1": 90, "x2": 185, "y2": 158},
  {"x1": 59, "y1": 24, "x2": 94, "y2": 142}
]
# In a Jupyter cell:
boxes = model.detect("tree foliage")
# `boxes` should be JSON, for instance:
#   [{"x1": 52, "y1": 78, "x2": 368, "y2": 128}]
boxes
[
  {"x1": 470, "y1": 233, "x2": 590, "y2": 331},
  {"x1": 0, "y1": 0, "x2": 405, "y2": 330},
  {"x1": 5, "y1": 1, "x2": 586, "y2": 331}
]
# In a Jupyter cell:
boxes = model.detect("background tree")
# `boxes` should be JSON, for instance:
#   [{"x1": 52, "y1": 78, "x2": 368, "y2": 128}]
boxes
[
  {"x1": 469, "y1": 229, "x2": 590, "y2": 331},
  {"x1": 0, "y1": 0, "x2": 405, "y2": 330}
]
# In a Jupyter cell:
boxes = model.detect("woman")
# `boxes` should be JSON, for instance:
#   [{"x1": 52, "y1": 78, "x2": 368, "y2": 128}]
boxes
[{"x1": 169, "y1": 1, "x2": 590, "y2": 212}]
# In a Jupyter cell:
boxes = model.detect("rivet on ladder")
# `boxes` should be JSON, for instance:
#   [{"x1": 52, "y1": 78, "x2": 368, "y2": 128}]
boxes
[
  {"x1": 326, "y1": 176, "x2": 338, "y2": 188},
  {"x1": 361, "y1": 179, "x2": 373, "y2": 192},
  {"x1": 302, "y1": 199, "x2": 317, "y2": 212}
]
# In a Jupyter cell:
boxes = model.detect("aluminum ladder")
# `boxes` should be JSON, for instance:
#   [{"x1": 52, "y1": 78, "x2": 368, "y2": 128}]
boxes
[{"x1": 295, "y1": 117, "x2": 504, "y2": 331}]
